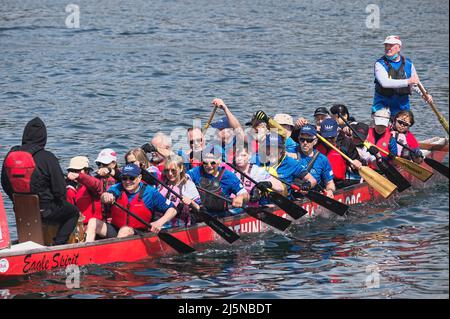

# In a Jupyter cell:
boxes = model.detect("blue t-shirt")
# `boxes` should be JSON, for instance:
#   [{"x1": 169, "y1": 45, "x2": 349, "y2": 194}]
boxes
[
  {"x1": 273, "y1": 155, "x2": 308, "y2": 186},
  {"x1": 285, "y1": 137, "x2": 299, "y2": 153},
  {"x1": 298, "y1": 149, "x2": 334, "y2": 186},
  {"x1": 187, "y1": 166, "x2": 245, "y2": 198},
  {"x1": 108, "y1": 182, "x2": 175, "y2": 214}
]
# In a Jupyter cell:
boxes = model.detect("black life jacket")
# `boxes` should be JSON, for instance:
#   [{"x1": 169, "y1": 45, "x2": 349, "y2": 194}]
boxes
[
  {"x1": 199, "y1": 167, "x2": 227, "y2": 212},
  {"x1": 374, "y1": 55, "x2": 411, "y2": 97}
]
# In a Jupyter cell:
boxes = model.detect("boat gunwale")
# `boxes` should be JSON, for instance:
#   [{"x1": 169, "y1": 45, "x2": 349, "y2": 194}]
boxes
[{"x1": 0, "y1": 137, "x2": 447, "y2": 260}]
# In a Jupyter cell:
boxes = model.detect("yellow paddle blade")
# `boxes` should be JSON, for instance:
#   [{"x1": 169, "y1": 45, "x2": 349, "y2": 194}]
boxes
[
  {"x1": 359, "y1": 166, "x2": 397, "y2": 199},
  {"x1": 393, "y1": 156, "x2": 434, "y2": 182}
]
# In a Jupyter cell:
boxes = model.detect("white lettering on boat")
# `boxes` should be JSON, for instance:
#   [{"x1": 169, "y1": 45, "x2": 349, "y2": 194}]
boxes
[
  {"x1": 344, "y1": 193, "x2": 362, "y2": 205},
  {"x1": 241, "y1": 220, "x2": 262, "y2": 233}
]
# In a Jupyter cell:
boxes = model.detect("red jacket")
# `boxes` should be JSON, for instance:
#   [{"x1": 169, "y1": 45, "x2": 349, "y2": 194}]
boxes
[
  {"x1": 317, "y1": 143, "x2": 347, "y2": 180},
  {"x1": 72, "y1": 174, "x2": 115, "y2": 224}
]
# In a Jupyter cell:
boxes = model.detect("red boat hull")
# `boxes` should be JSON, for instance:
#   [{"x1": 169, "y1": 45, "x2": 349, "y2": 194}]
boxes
[{"x1": 0, "y1": 138, "x2": 447, "y2": 278}]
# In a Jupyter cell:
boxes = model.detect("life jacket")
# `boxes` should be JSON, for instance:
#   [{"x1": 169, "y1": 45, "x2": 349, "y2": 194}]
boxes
[
  {"x1": 3, "y1": 147, "x2": 40, "y2": 194},
  {"x1": 262, "y1": 155, "x2": 288, "y2": 196},
  {"x1": 367, "y1": 127, "x2": 392, "y2": 169},
  {"x1": 315, "y1": 144, "x2": 347, "y2": 181},
  {"x1": 374, "y1": 55, "x2": 412, "y2": 97},
  {"x1": 159, "y1": 182, "x2": 191, "y2": 227},
  {"x1": 110, "y1": 184, "x2": 152, "y2": 230},
  {"x1": 199, "y1": 167, "x2": 228, "y2": 212},
  {"x1": 391, "y1": 130, "x2": 419, "y2": 159},
  {"x1": 75, "y1": 185, "x2": 103, "y2": 225},
  {"x1": 66, "y1": 184, "x2": 77, "y2": 205}
]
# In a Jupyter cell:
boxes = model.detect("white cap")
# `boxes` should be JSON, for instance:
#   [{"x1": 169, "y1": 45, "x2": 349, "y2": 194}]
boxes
[
  {"x1": 373, "y1": 108, "x2": 391, "y2": 127},
  {"x1": 95, "y1": 148, "x2": 117, "y2": 164},
  {"x1": 383, "y1": 35, "x2": 402, "y2": 46},
  {"x1": 274, "y1": 113, "x2": 294, "y2": 127}
]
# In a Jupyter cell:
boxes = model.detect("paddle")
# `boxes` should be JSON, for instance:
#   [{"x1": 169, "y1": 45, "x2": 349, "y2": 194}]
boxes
[
  {"x1": 316, "y1": 133, "x2": 398, "y2": 199},
  {"x1": 396, "y1": 139, "x2": 449, "y2": 179},
  {"x1": 365, "y1": 141, "x2": 434, "y2": 182},
  {"x1": 269, "y1": 174, "x2": 349, "y2": 216},
  {"x1": 337, "y1": 113, "x2": 411, "y2": 192},
  {"x1": 417, "y1": 83, "x2": 449, "y2": 135},
  {"x1": 196, "y1": 185, "x2": 292, "y2": 231},
  {"x1": 112, "y1": 202, "x2": 195, "y2": 254},
  {"x1": 226, "y1": 162, "x2": 308, "y2": 220},
  {"x1": 140, "y1": 169, "x2": 240, "y2": 244},
  {"x1": 202, "y1": 105, "x2": 219, "y2": 135}
]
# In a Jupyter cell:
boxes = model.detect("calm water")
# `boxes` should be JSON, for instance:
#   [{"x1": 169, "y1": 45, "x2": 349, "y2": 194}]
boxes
[{"x1": 0, "y1": 0, "x2": 448, "y2": 298}]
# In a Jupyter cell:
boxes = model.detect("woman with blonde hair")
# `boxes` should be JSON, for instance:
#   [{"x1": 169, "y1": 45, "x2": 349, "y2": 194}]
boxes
[{"x1": 157, "y1": 155, "x2": 201, "y2": 228}]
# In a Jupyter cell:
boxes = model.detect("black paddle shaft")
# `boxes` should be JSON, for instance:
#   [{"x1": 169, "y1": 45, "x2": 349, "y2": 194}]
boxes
[
  {"x1": 396, "y1": 140, "x2": 449, "y2": 179},
  {"x1": 141, "y1": 170, "x2": 240, "y2": 243},
  {"x1": 197, "y1": 185, "x2": 293, "y2": 231},
  {"x1": 337, "y1": 113, "x2": 411, "y2": 192},
  {"x1": 226, "y1": 162, "x2": 308, "y2": 220},
  {"x1": 113, "y1": 202, "x2": 195, "y2": 254}
]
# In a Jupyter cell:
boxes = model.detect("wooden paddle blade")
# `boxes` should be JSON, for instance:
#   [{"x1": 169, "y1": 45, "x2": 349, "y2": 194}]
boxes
[
  {"x1": 245, "y1": 207, "x2": 292, "y2": 231},
  {"x1": 157, "y1": 232, "x2": 196, "y2": 254},
  {"x1": 267, "y1": 191, "x2": 307, "y2": 220},
  {"x1": 304, "y1": 191, "x2": 349, "y2": 216},
  {"x1": 425, "y1": 157, "x2": 449, "y2": 179},
  {"x1": 193, "y1": 209, "x2": 240, "y2": 244},
  {"x1": 377, "y1": 159, "x2": 411, "y2": 192},
  {"x1": 393, "y1": 156, "x2": 434, "y2": 182},
  {"x1": 358, "y1": 166, "x2": 397, "y2": 199}
]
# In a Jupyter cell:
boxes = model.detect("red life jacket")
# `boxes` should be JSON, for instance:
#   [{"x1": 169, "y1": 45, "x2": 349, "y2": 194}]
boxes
[
  {"x1": 75, "y1": 186, "x2": 103, "y2": 225},
  {"x1": 367, "y1": 127, "x2": 392, "y2": 169},
  {"x1": 3, "y1": 150, "x2": 37, "y2": 194},
  {"x1": 0, "y1": 192, "x2": 11, "y2": 250},
  {"x1": 110, "y1": 185, "x2": 152, "y2": 230}
]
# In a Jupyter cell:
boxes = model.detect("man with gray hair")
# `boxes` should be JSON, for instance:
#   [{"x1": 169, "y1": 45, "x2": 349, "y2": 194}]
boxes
[{"x1": 141, "y1": 132, "x2": 174, "y2": 178}]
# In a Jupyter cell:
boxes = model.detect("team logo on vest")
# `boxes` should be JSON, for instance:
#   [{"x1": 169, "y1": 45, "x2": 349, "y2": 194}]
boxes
[{"x1": 0, "y1": 259, "x2": 9, "y2": 273}]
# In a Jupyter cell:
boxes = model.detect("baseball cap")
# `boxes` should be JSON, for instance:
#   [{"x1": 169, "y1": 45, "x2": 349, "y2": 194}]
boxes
[
  {"x1": 383, "y1": 35, "x2": 402, "y2": 46},
  {"x1": 314, "y1": 107, "x2": 330, "y2": 117},
  {"x1": 121, "y1": 163, "x2": 141, "y2": 178},
  {"x1": 350, "y1": 122, "x2": 369, "y2": 140},
  {"x1": 299, "y1": 124, "x2": 317, "y2": 137},
  {"x1": 210, "y1": 117, "x2": 231, "y2": 130},
  {"x1": 320, "y1": 118, "x2": 339, "y2": 138},
  {"x1": 274, "y1": 113, "x2": 294, "y2": 127},
  {"x1": 373, "y1": 108, "x2": 391, "y2": 127},
  {"x1": 68, "y1": 156, "x2": 89, "y2": 170},
  {"x1": 95, "y1": 148, "x2": 117, "y2": 165}
]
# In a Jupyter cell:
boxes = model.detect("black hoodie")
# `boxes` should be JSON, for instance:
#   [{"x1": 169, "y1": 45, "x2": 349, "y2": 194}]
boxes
[{"x1": 1, "y1": 117, "x2": 67, "y2": 208}]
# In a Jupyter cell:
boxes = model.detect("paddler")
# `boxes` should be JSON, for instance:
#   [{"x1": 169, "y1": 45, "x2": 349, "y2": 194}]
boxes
[
  {"x1": 295, "y1": 124, "x2": 336, "y2": 198},
  {"x1": 260, "y1": 132, "x2": 317, "y2": 195},
  {"x1": 390, "y1": 110, "x2": 423, "y2": 164},
  {"x1": 85, "y1": 164, "x2": 177, "y2": 241},
  {"x1": 187, "y1": 152, "x2": 249, "y2": 217},
  {"x1": 373, "y1": 35, "x2": 432, "y2": 116}
]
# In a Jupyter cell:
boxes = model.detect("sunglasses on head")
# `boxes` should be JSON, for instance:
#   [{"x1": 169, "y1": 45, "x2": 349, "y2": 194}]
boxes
[
  {"x1": 299, "y1": 137, "x2": 315, "y2": 143},
  {"x1": 202, "y1": 161, "x2": 217, "y2": 166},
  {"x1": 121, "y1": 175, "x2": 137, "y2": 182},
  {"x1": 396, "y1": 119, "x2": 411, "y2": 127}
]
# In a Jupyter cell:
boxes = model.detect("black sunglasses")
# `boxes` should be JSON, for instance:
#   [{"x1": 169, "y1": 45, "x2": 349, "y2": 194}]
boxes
[
  {"x1": 396, "y1": 119, "x2": 411, "y2": 127},
  {"x1": 189, "y1": 138, "x2": 203, "y2": 145},
  {"x1": 121, "y1": 176, "x2": 137, "y2": 182},
  {"x1": 299, "y1": 137, "x2": 315, "y2": 143},
  {"x1": 67, "y1": 168, "x2": 82, "y2": 173},
  {"x1": 202, "y1": 161, "x2": 217, "y2": 166}
]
